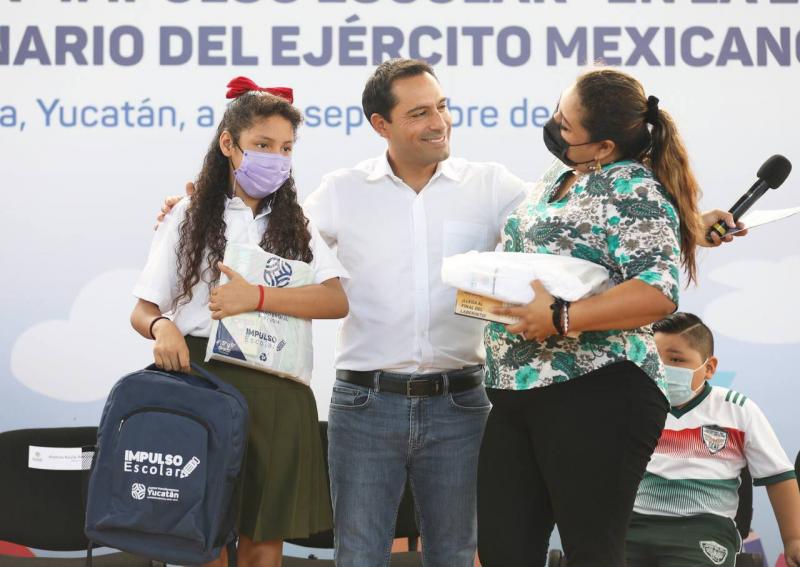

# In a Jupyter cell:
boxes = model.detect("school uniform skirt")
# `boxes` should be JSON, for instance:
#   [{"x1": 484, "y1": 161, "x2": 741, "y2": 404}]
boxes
[{"x1": 186, "y1": 336, "x2": 333, "y2": 542}]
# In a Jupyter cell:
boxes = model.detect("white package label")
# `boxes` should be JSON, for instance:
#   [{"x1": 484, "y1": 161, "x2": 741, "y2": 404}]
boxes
[{"x1": 206, "y1": 243, "x2": 314, "y2": 384}]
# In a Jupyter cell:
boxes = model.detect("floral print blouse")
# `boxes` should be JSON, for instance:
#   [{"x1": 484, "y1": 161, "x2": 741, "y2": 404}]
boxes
[{"x1": 484, "y1": 159, "x2": 681, "y2": 398}]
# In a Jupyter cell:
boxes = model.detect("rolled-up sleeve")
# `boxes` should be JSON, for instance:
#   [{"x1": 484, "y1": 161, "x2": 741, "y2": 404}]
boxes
[
  {"x1": 132, "y1": 198, "x2": 187, "y2": 313},
  {"x1": 308, "y1": 221, "x2": 349, "y2": 284},
  {"x1": 303, "y1": 175, "x2": 338, "y2": 248}
]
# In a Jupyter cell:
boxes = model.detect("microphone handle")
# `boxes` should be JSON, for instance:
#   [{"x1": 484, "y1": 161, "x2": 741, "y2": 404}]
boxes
[
  {"x1": 708, "y1": 179, "x2": 769, "y2": 241},
  {"x1": 728, "y1": 179, "x2": 770, "y2": 221}
]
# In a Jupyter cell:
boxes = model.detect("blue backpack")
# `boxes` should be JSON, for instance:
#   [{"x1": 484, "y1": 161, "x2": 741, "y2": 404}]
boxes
[{"x1": 85, "y1": 363, "x2": 248, "y2": 565}]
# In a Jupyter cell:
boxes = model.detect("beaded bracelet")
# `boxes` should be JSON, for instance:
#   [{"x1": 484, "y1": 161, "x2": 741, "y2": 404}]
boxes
[{"x1": 549, "y1": 297, "x2": 572, "y2": 336}]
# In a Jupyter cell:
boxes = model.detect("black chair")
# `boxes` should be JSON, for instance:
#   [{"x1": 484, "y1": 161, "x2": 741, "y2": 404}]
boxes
[
  {"x1": 0, "y1": 427, "x2": 158, "y2": 567},
  {"x1": 546, "y1": 468, "x2": 763, "y2": 567},
  {"x1": 734, "y1": 467, "x2": 754, "y2": 540},
  {"x1": 733, "y1": 468, "x2": 765, "y2": 567},
  {"x1": 282, "y1": 422, "x2": 422, "y2": 566}
]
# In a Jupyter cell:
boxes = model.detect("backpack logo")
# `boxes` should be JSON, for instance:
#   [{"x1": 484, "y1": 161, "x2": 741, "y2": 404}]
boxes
[
  {"x1": 180, "y1": 457, "x2": 201, "y2": 478},
  {"x1": 699, "y1": 540, "x2": 728, "y2": 565},
  {"x1": 263, "y1": 257, "x2": 293, "y2": 288},
  {"x1": 131, "y1": 483, "x2": 146, "y2": 500},
  {"x1": 124, "y1": 451, "x2": 200, "y2": 479},
  {"x1": 701, "y1": 425, "x2": 728, "y2": 454}
]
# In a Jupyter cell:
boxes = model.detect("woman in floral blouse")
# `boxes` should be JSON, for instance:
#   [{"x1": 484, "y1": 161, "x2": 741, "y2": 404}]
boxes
[{"x1": 477, "y1": 69, "x2": 704, "y2": 567}]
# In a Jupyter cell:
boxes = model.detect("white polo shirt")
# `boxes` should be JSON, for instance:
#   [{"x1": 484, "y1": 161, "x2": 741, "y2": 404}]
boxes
[
  {"x1": 134, "y1": 196, "x2": 348, "y2": 338},
  {"x1": 303, "y1": 154, "x2": 530, "y2": 373}
]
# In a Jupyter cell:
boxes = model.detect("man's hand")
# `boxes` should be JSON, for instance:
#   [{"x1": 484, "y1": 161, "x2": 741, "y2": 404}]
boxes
[
  {"x1": 699, "y1": 209, "x2": 749, "y2": 247},
  {"x1": 154, "y1": 182, "x2": 196, "y2": 230},
  {"x1": 209, "y1": 263, "x2": 260, "y2": 320},
  {"x1": 492, "y1": 280, "x2": 558, "y2": 342}
]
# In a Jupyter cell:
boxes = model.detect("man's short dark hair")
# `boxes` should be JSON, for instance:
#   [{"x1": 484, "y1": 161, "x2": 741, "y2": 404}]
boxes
[
  {"x1": 653, "y1": 312, "x2": 715, "y2": 360},
  {"x1": 362, "y1": 58, "x2": 436, "y2": 122}
]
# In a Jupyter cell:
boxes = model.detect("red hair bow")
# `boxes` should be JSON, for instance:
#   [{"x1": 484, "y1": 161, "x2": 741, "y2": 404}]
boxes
[{"x1": 225, "y1": 76, "x2": 294, "y2": 103}]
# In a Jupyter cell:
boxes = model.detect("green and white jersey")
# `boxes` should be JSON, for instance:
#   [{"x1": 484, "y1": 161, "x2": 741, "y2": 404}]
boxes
[{"x1": 634, "y1": 384, "x2": 796, "y2": 519}]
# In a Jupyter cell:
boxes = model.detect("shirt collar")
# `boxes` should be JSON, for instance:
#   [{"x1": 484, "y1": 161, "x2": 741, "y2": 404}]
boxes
[
  {"x1": 227, "y1": 195, "x2": 272, "y2": 219},
  {"x1": 366, "y1": 152, "x2": 462, "y2": 184},
  {"x1": 365, "y1": 153, "x2": 398, "y2": 182},
  {"x1": 437, "y1": 158, "x2": 462, "y2": 182},
  {"x1": 669, "y1": 382, "x2": 712, "y2": 419}
]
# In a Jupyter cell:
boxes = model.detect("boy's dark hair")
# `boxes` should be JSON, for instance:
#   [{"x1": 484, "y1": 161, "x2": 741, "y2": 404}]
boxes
[
  {"x1": 362, "y1": 58, "x2": 436, "y2": 122},
  {"x1": 653, "y1": 312, "x2": 715, "y2": 359}
]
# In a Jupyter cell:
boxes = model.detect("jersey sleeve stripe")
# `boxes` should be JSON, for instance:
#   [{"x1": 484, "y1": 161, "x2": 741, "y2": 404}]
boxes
[{"x1": 752, "y1": 470, "x2": 797, "y2": 486}]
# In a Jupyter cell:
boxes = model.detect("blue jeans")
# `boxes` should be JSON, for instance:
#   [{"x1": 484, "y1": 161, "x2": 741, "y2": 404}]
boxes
[{"x1": 328, "y1": 373, "x2": 491, "y2": 567}]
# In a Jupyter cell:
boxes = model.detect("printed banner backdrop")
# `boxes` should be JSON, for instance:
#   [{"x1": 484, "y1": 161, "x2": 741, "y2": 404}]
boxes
[{"x1": 2, "y1": 0, "x2": 799, "y2": 561}]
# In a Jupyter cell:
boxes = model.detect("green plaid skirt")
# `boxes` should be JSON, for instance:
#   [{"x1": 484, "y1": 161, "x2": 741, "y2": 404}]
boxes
[{"x1": 186, "y1": 336, "x2": 332, "y2": 542}]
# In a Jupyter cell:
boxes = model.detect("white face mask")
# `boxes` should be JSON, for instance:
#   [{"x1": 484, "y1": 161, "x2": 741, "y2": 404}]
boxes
[{"x1": 664, "y1": 359, "x2": 708, "y2": 407}]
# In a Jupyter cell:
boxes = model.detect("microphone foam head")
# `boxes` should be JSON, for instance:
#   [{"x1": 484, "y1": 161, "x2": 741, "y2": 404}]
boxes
[{"x1": 758, "y1": 154, "x2": 792, "y2": 189}]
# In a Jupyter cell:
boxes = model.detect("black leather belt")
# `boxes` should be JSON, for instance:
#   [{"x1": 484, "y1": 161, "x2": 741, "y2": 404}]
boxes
[{"x1": 335, "y1": 366, "x2": 484, "y2": 398}]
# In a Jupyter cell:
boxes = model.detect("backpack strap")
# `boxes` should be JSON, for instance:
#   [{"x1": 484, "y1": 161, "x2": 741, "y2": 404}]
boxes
[
  {"x1": 189, "y1": 362, "x2": 227, "y2": 387},
  {"x1": 227, "y1": 539, "x2": 238, "y2": 567},
  {"x1": 144, "y1": 363, "x2": 226, "y2": 390}
]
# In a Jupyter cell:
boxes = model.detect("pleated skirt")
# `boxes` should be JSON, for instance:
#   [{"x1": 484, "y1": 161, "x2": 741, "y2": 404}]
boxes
[{"x1": 186, "y1": 336, "x2": 332, "y2": 542}]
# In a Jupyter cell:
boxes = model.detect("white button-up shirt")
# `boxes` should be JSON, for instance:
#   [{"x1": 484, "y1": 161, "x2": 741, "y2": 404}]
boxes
[
  {"x1": 134, "y1": 196, "x2": 348, "y2": 338},
  {"x1": 303, "y1": 154, "x2": 530, "y2": 373}
]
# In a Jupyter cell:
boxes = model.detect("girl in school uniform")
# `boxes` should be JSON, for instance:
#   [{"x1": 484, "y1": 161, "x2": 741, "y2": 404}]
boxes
[{"x1": 130, "y1": 77, "x2": 349, "y2": 567}]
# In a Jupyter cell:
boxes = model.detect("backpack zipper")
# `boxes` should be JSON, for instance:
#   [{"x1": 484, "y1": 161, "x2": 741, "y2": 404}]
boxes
[{"x1": 118, "y1": 406, "x2": 211, "y2": 433}]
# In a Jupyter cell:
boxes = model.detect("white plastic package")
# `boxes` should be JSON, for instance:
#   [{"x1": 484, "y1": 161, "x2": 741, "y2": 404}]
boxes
[
  {"x1": 441, "y1": 251, "x2": 612, "y2": 304},
  {"x1": 205, "y1": 243, "x2": 314, "y2": 385}
]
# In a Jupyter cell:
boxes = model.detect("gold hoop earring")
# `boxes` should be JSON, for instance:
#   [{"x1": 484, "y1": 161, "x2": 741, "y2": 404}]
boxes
[{"x1": 591, "y1": 161, "x2": 602, "y2": 173}]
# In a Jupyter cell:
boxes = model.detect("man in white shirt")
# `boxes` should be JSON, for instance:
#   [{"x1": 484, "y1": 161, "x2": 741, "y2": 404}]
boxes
[{"x1": 303, "y1": 58, "x2": 529, "y2": 566}]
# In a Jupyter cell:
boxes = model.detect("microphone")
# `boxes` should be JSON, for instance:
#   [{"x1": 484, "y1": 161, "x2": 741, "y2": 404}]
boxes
[{"x1": 708, "y1": 154, "x2": 792, "y2": 241}]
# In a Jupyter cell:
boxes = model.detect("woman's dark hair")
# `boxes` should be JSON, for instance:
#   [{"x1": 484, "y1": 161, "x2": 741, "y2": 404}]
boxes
[
  {"x1": 362, "y1": 58, "x2": 436, "y2": 122},
  {"x1": 174, "y1": 92, "x2": 311, "y2": 307},
  {"x1": 575, "y1": 68, "x2": 703, "y2": 285},
  {"x1": 653, "y1": 312, "x2": 715, "y2": 360}
]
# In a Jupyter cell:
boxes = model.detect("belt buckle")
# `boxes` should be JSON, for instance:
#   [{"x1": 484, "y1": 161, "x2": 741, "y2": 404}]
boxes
[{"x1": 406, "y1": 378, "x2": 440, "y2": 398}]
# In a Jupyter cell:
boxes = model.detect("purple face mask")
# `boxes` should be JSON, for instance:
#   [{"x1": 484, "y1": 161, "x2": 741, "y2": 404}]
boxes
[{"x1": 233, "y1": 150, "x2": 292, "y2": 200}]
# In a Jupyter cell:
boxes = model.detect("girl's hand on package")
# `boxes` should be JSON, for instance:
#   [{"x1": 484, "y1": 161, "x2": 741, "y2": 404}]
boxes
[
  {"x1": 152, "y1": 319, "x2": 191, "y2": 373},
  {"x1": 492, "y1": 280, "x2": 558, "y2": 342},
  {"x1": 785, "y1": 539, "x2": 800, "y2": 567},
  {"x1": 209, "y1": 263, "x2": 260, "y2": 320}
]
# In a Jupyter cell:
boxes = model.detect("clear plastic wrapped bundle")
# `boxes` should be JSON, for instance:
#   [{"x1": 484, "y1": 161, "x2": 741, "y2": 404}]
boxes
[{"x1": 206, "y1": 243, "x2": 314, "y2": 384}]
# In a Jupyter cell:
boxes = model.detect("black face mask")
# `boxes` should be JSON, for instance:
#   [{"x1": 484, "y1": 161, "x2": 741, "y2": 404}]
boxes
[{"x1": 542, "y1": 117, "x2": 597, "y2": 168}]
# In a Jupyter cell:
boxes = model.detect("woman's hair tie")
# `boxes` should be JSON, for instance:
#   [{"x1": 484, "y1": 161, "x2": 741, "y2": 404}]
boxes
[{"x1": 644, "y1": 95, "x2": 660, "y2": 124}]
